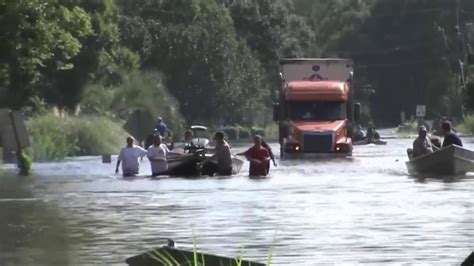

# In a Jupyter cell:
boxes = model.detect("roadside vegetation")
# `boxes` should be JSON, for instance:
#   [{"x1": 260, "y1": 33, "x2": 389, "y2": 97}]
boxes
[
  {"x1": 1, "y1": 0, "x2": 473, "y2": 161},
  {"x1": 458, "y1": 115, "x2": 474, "y2": 135},
  {"x1": 27, "y1": 112, "x2": 126, "y2": 161}
]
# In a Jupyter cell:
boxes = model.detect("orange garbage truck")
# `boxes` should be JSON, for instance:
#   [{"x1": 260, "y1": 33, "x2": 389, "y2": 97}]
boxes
[{"x1": 273, "y1": 58, "x2": 360, "y2": 158}]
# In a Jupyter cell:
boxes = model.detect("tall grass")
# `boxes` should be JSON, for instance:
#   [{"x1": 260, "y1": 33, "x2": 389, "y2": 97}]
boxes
[
  {"x1": 27, "y1": 112, "x2": 127, "y2": 161},
  {"x1": 81, "y1": 70, "x2": 185, "y2": 139},
  {"x1": 396, "y1": 120, "x2": 418, "y2": 136},
  {"x1": 459, "y1": 115, "x2": 474, "y2": 134},
  {"x1": 147, "y1": 232, "x2": 276, "y2": 266}
]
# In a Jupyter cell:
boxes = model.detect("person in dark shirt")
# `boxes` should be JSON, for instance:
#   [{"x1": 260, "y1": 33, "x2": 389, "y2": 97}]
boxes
[{"x1": 441, "y1": 121, "x2": 462, "y2": 148}]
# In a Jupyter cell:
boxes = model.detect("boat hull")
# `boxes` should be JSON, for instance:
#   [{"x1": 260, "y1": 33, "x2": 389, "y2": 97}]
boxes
[
  {"x1": 353, "y1": 139, "x2": 387, "y2": 146},
  {"x1": 165, "y1": 153, "x2": 243, "y2": 177},
  {"x1": 126, "y1": 246, "x2": 264, "y2": 266},
  {"x1": 406, "y1": 145, "x2": 474, "y2": 175}
]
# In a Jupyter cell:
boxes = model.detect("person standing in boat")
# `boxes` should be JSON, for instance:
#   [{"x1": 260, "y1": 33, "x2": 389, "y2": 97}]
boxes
[
  {"x1": 115, "y1": 136, "x2": 147, "y2": 176},
  {"x1": 412, "y1": 126, "x2": 434, "y2": 158},
  {"x1": 441, "y1": 121, "x2": 463, "y2": 148},
  {"x1": 154, "y1": 116, "x2": 170, "y2": 137},
  {"x1": 147, "y1": 135, "x2": 169, "y2": 176},
  {"x1": 238, "y1": 135, "x2": 271, "y2": 177},
  {"x1": 200, "y1": 132, "x2": 233, "y2": 176}
]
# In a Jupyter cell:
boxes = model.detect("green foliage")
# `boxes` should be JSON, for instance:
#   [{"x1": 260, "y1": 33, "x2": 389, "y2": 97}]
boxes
[
  {"x1": 0, "y1": 0, "x2": 93, "y2": 108},
  {"x1": 221, "y1": 126, "x2": 240, "y2": 140},
  {"x1": 3, "y1": 0, "x2": 473, "y2": 130},
  {"x1": 396, "y1": 120, "x2": 418, "y2": 135},
  {"x1": 238, "y1": 129, "x2": 250, "y2": 139},
  {"x1": 119, "y1": 0, "x2": 270, "y2": 126},
  {"x1": 27, "y1": 112, "x2": 126, "y2": 161},
  {"x1": 37, "y1": 0, "x2": 139, "y2": 110},
  {"x1": 18, "y1": 151, "x2": 33, "y2": 176},
  {"x1": 80, "y1": 70, "x2": 185, "y2": 136},
  {"x1": 466, "y1": 82, "x2": 474, "y2": 111},
  {"x1": 459, "y1": 115, "x2": 474, "y2": 134},
  {"x1": 251, "y1": 127, "x2": 266, "y2": 137}
]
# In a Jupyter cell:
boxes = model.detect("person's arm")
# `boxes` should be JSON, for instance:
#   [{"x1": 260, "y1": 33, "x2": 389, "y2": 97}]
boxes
[
  {"x1": 138, "y1": 146, "x2": 147, "y2": 158},
  {"x1": 235, "y1": 149, "x2": 248, "y2": 156},
  {"x1": 267, "y1": 149, "x2": 277, "y2": 166},
  {"x1": 264, "y1": 150, "x2": 271, "y2": 162},
  {"x1": 200, "y1": 147, "x2": 219, "y2": 165},
  {"x1": 116, "y1": 149, "x2": 123, "y2": 174},
  {"x1": 115, "y1": 160, "x2": 121, "y2": 174}
]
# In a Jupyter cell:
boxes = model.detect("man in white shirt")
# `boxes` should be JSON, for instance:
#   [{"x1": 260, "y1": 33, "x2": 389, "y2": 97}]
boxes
[
  {"x1": 115, "y1": 136, "x2": 147, "y2": 176},
  {"x1": 147, "y1": 135, "x2": 169, "y2": 176}
]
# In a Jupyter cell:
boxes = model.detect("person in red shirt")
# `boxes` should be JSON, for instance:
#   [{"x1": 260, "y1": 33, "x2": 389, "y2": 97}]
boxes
[{"x1": 239, "y1": 135, "x2": 271, "y2": 176}]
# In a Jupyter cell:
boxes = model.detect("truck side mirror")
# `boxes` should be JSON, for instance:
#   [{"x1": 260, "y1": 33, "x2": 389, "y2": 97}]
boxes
[
  {"x1": 354, "y1": 102, "x2": 361, "y2": 123},
  {"x1": 273, "y1": 103, "x2": 279, "y2": 122}
]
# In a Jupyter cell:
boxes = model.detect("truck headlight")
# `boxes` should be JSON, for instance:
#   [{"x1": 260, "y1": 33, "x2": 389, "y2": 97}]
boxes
[
  {"x1": 285, "y1": 143, "x2": 301, "y2": 153},
  {"x1": 335, "y1": 143, "x2": 350, "y2": 153}
]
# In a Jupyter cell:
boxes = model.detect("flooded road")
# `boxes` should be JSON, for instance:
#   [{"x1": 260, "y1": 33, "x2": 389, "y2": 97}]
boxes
[{"x1": 1, "y1": 138, "x2": 473, "y2": 265}]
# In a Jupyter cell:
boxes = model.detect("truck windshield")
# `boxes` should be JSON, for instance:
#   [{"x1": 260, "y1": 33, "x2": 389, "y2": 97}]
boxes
[{"x1": 288, "y1": 102, "x2": 346, "y2": 121}]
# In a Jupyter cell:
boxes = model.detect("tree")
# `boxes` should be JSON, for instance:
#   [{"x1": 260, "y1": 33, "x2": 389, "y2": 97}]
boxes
[
  {"x1": 37, "y1": 0, "x2": 140, "y2": 110},
  {"x1": 0, "y1": 0, "x2": 93, "y2": 109},
  {"x1": 119, "y1": 0, "x2": 268, "y2": 125}
]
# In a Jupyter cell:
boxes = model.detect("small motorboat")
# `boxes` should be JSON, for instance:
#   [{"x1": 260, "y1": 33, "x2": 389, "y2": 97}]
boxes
[
  {"x1": 161, "y1": 125, "x2": 244, "y2": 177},
  {"x1": 406, "y1": 145, "x2": 474, "y2": 175},
  {"x1": 125, "y1": 239, "x2": 265, "y2": 266},
  {"x1": 165, "y1": 151, "x2": 243, "y2": 177},
  {"x1": 353, "y1": 139, "x2": 387, "y2": 146}
]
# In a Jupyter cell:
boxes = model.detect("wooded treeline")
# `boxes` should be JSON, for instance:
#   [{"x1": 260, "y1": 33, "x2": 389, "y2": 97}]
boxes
[{"x1": 1, "y1": 0, "x2": 473, "y2": 126}]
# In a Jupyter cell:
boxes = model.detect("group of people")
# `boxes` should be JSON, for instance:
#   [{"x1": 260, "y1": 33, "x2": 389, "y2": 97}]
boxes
[
  {"x1": 411, "y1": 120, "x2": 463, "y2": 158},
  {"x1": 115, "y1": 135, "x2": 169, "y2": 177},
  {"x1": 115, "y1": 117, "x2": 277, "y2": 177}
]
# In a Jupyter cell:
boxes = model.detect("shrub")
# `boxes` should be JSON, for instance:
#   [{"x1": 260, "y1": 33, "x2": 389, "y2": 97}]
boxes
[
  {"x1": 27, "y1": 113, "x2": 74, "y2": 161},
  {"x1": 80, "y1": 70, "x2": 185, "y2": 137},
  {"x1": 459, "y1": 115, "x2": 474, "y2": 134},
  {"x1": 251, "y1": 127, "x2": 265, "y2": 137},
  {"x1": 238, "y1": 127, "x2": 250, "y2": 139},
  {"x1": 221, "y1": 126, "x2": 240, "y2": 140},
  {"x1": 27, "y1": 112, "x2": 127, "y2": 161}
]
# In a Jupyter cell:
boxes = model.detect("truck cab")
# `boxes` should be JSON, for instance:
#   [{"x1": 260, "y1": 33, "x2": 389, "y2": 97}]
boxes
[{"x1": 274, "y1": 58, "x2": 358, "y2": 158}]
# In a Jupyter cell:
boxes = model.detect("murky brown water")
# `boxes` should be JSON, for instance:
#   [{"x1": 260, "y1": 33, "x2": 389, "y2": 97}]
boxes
[{"x1": 1, "y1": 137, "x2": 473, "y2": 265}]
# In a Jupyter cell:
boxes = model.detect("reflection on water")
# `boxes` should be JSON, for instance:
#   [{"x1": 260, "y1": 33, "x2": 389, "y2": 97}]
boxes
[{"x1": 0, "y1": 138, "x2": 473, "y2": 265}]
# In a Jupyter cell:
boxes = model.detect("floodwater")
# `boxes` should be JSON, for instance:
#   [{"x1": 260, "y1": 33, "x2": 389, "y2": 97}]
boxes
[{"x1": 0, "y1": 136, "x2": 473, "y2": 265}]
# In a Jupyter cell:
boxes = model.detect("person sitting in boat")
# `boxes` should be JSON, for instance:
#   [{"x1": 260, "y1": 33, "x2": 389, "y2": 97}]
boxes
[
  {"x1": 147, "y1": 135, "x2": 169, "y2": 177},
  {"x1": 412, "y1": 126, "x2": 434, "y2": 158},
  {"x1": 261, "y1": 138, "x2": 277, "y2": 175},
  {"x1": 115, "y1": 136, "x2": 147, "y2": 177},
  {"x1": 441, "y1": 121, "x2": 463, "y2": 148},
  {"x1": 238, "y1": 135, "x2": 271, "y2": 177},
  {"x1": 183, "y1": 129, "x2": 196, "y2": 152},
  {"x1": 366, "y1": 126, "x2": 375, "y2": 143},
  {"x1": 199, "y1": 132, "x2": 233, "y2": 176}
]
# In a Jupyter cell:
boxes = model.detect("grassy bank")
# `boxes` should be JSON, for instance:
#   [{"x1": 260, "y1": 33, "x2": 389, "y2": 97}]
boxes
[
  {"x1": 396, "y1": 120, "x2": 418, "y2": 136},
  {"x1": 458, "y1": 115, "x2": 474, "y2": 134},
  {"x1": 27, "y1": 112, "x2": 127, "y2": 161}
]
